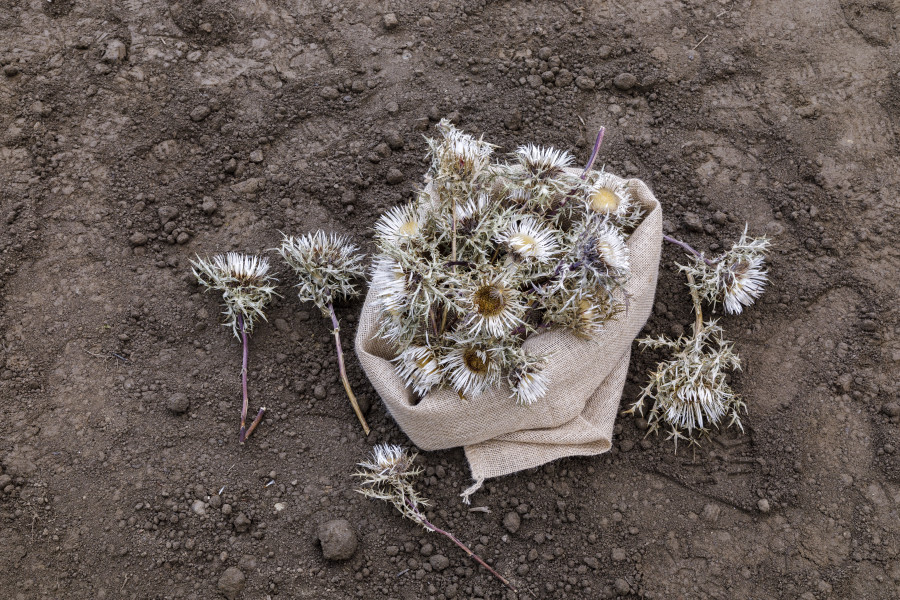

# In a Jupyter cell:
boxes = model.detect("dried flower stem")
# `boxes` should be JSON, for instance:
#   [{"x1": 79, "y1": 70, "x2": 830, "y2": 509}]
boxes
[
  {"x1": 236, "y1": 314, "x2": 265, "y2": 444},
  {"x1": 663, "y1": 234, "x2": 715, "y2": 267},
  {"x1": 580, "y1": 127, "x2": 606, "y2": 179},
  {"x1": 404, "y1": 498, "x2": 518, "y2": 593},
  {"x1": 329, "y1": 302, "x2": 370, "y2": 435}
]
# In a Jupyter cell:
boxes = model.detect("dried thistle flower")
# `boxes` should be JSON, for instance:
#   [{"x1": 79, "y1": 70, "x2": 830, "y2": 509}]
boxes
[
  {"x1": 355, "y1": 444, "x2": 517, "y2": 593},
  {"x1": 191, "y1": 252, "x2": 277, "y2": 443},
  {"x1": 191, "y1": 252, "x2": 277, "y2": 338},
  {"x1": 277, "y1": 231, "x2": 365, "y2": 317},
  {"x1": 628, "y1": 318, "x2": 745, "y2": 447},
  {"x1": 278, "y1": 231, "x2": 370, "y2": 435},
  {"x1": 677, "y1": 226, "x2": 770, "y2": 315},
  {"x1": 369, "y1": 122, "x2": 643, "y2": 405}
]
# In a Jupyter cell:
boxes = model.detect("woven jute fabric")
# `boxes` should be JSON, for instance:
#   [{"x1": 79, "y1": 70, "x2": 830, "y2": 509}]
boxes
[{"x1": 355, "y1": 173, "x2": 662, "y2": 500}]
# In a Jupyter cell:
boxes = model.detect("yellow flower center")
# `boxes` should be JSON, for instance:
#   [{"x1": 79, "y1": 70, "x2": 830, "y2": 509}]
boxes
[
  {"x1": 462, "y1": 348, "x2": 489, "y2": 375},
  {"x1": 589, "y1": 188, "x2": 619, "y2": 213},
  {"x1": 398, "y1": 220, "x2": 419, "y2": 238},
  {"x1": 473, "y1": 284, "x2": 507, "y2": 317},
  {"x1": 509, "y1": 233, "x2": 538, "y2": 255}
]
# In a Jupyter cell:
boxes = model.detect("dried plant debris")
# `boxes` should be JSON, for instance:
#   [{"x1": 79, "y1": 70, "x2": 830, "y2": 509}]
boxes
[{"x1": 369, "y1": 120, "x2": 647, "y2": 404}]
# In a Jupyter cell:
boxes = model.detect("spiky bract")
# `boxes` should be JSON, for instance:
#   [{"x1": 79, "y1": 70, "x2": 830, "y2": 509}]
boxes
[
  {"x1": 277, "y1": 231, "x2": 365, "y2": 316},
  {"x1": 371, "y1": 121, "x2": 647, "y2": 404},
  {"x1": 627, "y1": 320, "x2": 745, "y2": 447},
  {"x1": 191, "y1": 252, "x2": 278, "y2": 337}
]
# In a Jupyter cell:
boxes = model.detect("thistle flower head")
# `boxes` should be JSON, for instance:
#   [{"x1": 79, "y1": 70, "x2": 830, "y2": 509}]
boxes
[
  {"x1": 680, "y1": 226, "x2": 771, "y2": 315},
  {"x1": 460, "y1": 276, "x2": 523, "y2": 338},
  {"x1": 628, "y1": 320, "x2": 745, "y2": 447},
  {"x1": 586, "y1": 172, "x2": 632, "y2": 217},
  {"x1": 508, "y1": 355, "x2": 550, "y2": 405},
  {"x1": 191, "y1": 252, "x2": 278, "y2": 338},
  {"x1": 393, "y1": 345, "x2": 443, "y2": 396},
  {"x1": 496, "y1": 217, "x2": 559, "y2": 262},
  {"x1": 577, "y1": 221, "x2": 631, "y2": 281},
  {"x1": 451, "y1": 193, "x2": 491, "y2": 235},
  {"x1": 428, "y1": 119, "x2": 494, "y2": 181},
  {"x1": 277, "y1": 231, "x2": 365, "y2": 316},
  {"x1": 441, "y1": 344, "x2": 499, "y2": 398},
  {"x1": 355, "y1": 444, "x2": 430, "y2": 526},
  {"x1": 375, "y1": 203, "x2": 422, "y2": 247},
  {"x1": 515, "y1": 144, "x2": 574, "y2": 179}
]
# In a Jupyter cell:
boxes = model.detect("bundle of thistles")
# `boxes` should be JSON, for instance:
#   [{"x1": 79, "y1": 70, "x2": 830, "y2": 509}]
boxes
[{"x1": 369, "y1": 120, "x2": 647, "y2": 405}]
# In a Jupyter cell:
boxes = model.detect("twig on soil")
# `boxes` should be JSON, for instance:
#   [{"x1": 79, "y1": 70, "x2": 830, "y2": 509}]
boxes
[
  {"x1": 329, "y1": 302, "x2": 371, "y2": 435},
  {"x1": 692, "y1": 34, "x2": 709, "y2": 50}
]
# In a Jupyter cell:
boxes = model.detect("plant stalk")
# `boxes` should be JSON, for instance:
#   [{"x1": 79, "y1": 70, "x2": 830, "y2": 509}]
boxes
[
  {"x1": 685, "y1": 272, "x2": 704, "y2": 334},
  {"x1": 663, "y1": 235, "x2": 716, "y2": 267},
  {"x1": 328, "y1": 302, "x2": 371, "y2": 435},
  {"x1": 408, "y1": 500, "x2": 517, "y2": 593},
  {"x1": 580, "y1": 126, "x2": 606, "y2": 179},
  {"x1": 237, "y1": 314, "x2": 251, "y2": 443}
]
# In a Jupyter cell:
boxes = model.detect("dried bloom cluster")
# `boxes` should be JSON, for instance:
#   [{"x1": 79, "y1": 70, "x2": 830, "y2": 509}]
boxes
[
  {"x1": 370, "y1": 120, "x2": 646, "y2": 404},
  {"x1": 355, "y1": 444, "x2": 517, "y2": 592},
  {"x1": 277, "y1": 231, "x2": 365, "y2": 317},
  {"x1": 678, "y1": 227, "x2": 770, "y2": 315},
  {"x1": 627, "y1": 318, "x2": 745, "y2": 447},
  {"x1": 191, "y1": 252, "x2": 278, "y2": 338}
]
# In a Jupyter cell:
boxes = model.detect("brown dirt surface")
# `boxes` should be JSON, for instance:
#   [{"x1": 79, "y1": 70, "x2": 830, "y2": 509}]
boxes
[{"x1": 1, "y1": 1, "x2": 899, "y2": 599}]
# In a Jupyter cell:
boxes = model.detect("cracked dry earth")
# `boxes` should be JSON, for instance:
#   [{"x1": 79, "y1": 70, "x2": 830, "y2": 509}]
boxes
[{"x1": 1, "y1": 1, "x2": 899, "y2": 599}]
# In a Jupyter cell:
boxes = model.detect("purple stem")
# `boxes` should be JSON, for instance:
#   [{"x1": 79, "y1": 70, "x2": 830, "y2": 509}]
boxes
[
  {"x1": 663, "y1": 234, "x2": 716, "y2": 266},
  {"x1": 581, "y1": 127, "x2": 606, "y2": 179},
  {"x1": 238, "y1": 314, "x2": 250, "y2": 443},
  {"x1": 406, "y1": 499, "x2": 517, "y2": 593}
]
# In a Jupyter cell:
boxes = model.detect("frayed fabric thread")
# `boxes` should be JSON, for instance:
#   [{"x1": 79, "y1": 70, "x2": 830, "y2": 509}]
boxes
[{"x1": 460, "y1": 477, "x2": 485, "y2": 505}]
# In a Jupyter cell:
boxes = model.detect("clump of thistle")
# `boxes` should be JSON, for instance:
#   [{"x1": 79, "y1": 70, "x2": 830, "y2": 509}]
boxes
[
  {"x1": 191, "y1": 252, "x2": 278, "y2": 443},
  {"x1": 355, "y1": 444, "x2": 517, "y2": 593},
  {"x1": 277, "y1": 231, "x2": 370, "y2": 435},
  {"x1": 369, "y1": 121, "x2": 646, "y2": 405},
  {"x1": 630, "y1": 229, "x2": 771, "y2": 446}
]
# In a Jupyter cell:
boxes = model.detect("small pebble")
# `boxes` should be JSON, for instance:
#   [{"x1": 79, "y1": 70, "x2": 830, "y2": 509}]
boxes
[
  {"x1": 881, "y1": 402, "x2": 899, "y2": 418},
  {"x1": 613, "y1": 72, "x2": 637, "y2": 91},
  {"x1": 683, "y1": 212, "x2": 704, "y2": 232},
  {"x1": 320, "y1": 86, "x2": 339, "y2": 100},
  {"x1": 249, "y1": 149, "x2": 264, "y2": 163},
  {"x1": 201, "y1": 197, "x2": 218, "y2": 215},
  {"x1": 503, "y1": 511, "x2": 521, "y2": 534},
  {"x1": 313, "y1": 385, "x2": 327, "y2": 400},
  {"x1": 317, "y1": 519, "x2": 358, "y2": 560},
  {"x1": 385, "y1": 168, "x2": 404, "y2": 185},
  {"x1": 383, "y1": 12, "x2": 399, "y2": 30},
  {"x1": 429, "y1": 554, "x2": 450, "y2": 571},
  {"x1": 757, "y1": 499, "x2": 771, "y2": 513},
  {"x1": 129, "y1": 232, "x2": 148, "y2": 246},
  {"x1": 190, "y1": 105, "x2": 211, "y2": 122},
  {"x1": 216, "y1": 567, "x2": 245, "y2": 600},
  {"x1": 166, "y1": 393, "x2": 190, "y2": 415},
  {"x1": 191, "y1": 500, "x2": 207, "y2": 516}
]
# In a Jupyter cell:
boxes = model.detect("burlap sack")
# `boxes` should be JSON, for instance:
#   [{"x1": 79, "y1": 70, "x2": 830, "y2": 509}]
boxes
[{"x1": 355, "y1": 173, "x2": 662, "y2": 500}]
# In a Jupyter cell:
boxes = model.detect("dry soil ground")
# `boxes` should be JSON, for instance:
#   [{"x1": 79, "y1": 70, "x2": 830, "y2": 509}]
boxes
[{"x1": 1, "y1": 1, "x2": 899, "y2": 599}]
